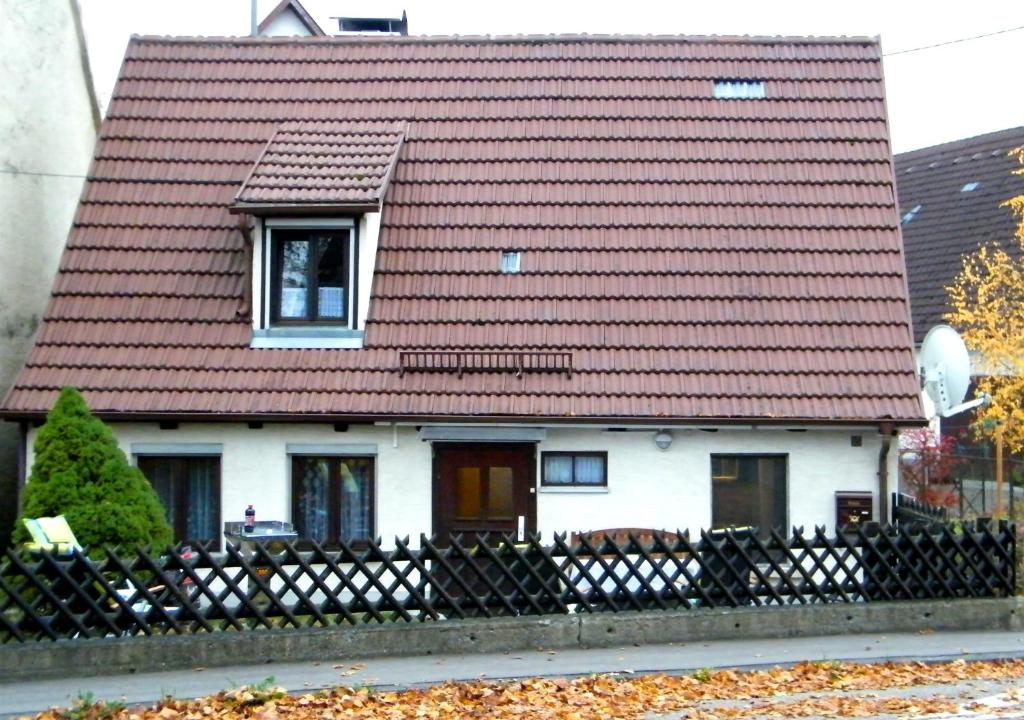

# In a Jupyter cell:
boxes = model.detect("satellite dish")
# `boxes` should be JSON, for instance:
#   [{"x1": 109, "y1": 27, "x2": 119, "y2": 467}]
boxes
[{"x1": 919, "y1": 324, "x2": 989, "y2": 418}]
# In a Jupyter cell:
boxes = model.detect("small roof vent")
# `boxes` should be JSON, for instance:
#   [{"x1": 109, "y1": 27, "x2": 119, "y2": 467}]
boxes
[
  {"x1": 713, "y1": 80, "x2": 766, "y2": 99},
  {"x1": 501, "y1": 251, "x2": 522, "y2": 273},
  {"x1": 901, "y1": 204, "x2": 922, "y2": 225}
]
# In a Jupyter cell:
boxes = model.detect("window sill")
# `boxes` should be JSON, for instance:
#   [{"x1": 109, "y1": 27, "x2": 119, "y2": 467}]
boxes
[
  {"x1": 538, "y1": 486, "x2": 609, "y2": 494},
  {"x1": 251, "y1": 328, "x2": 364, "y2": 349}
]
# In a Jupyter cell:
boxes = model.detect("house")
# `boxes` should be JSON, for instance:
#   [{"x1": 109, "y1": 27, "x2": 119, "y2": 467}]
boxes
[
  {"x1": 896, "y1": 127, "x2": 1024, "y2": 345},
  {"x1": 0, "y1": 0, "x2": 100, "y2": 544},
  {"x1": 257, "y1": 0, "x2": 327, "y2": 37},
  {"x1": 895, "y1": 127, "x2": 1024, "y2": 509},
  {"x1": 1, "y1": 33, "x2": 924, "y2": 548},
  {"x1": 257, "y1": 0, "x2": 408, "y2": 38}
]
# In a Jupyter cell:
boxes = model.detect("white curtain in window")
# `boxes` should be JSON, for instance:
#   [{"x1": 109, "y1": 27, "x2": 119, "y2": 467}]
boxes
[
  {"x1": 318, "y1": 286, "x2": 345, "y2": 318},
  {"x1": 185, "y1": 459, "x2": 217, "y2": 541},
  {"x1": 281, "y1": 287, "x2": 307, "y2": 318},
  {"x1": 339, "y1": 460, "x2": 371, "y2": 540},
  {"x1": 543, "y1": 455, "x2": 573, "y2": 484},
  {"x1": 574, "y1": 456, "x2": 604, "y2": 485}
]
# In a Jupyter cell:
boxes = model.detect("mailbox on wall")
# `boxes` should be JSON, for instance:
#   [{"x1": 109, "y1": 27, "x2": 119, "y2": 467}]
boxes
[{"x1": 836, "y1": 492, "x2": 873, "y2": 528}]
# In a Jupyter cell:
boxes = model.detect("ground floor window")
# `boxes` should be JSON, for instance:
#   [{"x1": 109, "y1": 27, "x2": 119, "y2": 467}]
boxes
[
  {"x1": 541, "y1": 452, "x2": 607, "y2": 487},
  {"x1": 137, "y1": 456, "x2": 221, "y2": 545},
  {"x1": 711, "y1": 455, "x2": 787, "y2": 531},
  {"x1": 291, "y1": 456, "x2": 374, "y2": 545}
]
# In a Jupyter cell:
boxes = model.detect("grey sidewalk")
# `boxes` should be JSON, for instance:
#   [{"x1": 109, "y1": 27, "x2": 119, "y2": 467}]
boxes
[{"x1": 4, "y1": 629, "x2": 1024, "y2": 717}]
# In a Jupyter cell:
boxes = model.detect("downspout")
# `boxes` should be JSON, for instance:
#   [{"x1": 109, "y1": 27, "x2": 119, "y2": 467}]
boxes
[
  {"x1": 16, "y1": 421, "x2": 28, "y2": 512},
  {"x1": 877, "y1": 421, "x2": 895, "y2": 523},
  {"x1": 236, "y1": 215, "x2": 254, "y2": 319}
]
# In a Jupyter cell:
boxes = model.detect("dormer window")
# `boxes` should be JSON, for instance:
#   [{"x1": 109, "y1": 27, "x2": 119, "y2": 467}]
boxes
[
  {"x1": 271, "y1": 228, "x2": 354, "y2": 324},
  {"x1": 231, "y1": 122, "x2": 406, "y2": 349}
]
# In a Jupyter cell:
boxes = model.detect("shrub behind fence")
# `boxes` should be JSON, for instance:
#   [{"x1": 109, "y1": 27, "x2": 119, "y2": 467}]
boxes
[{"x1": 0, "y1": 520, "x2": 1014, "y2": 643}]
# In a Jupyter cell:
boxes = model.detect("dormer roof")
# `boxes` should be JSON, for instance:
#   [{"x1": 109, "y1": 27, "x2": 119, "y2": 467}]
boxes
[{"x1": 232, "y1": 122, "x2": 406, "y2": 214}]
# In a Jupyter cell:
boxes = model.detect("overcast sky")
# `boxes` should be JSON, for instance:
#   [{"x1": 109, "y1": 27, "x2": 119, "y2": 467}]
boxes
[{"x1": 80, "y1": 0, "x2": 1023, "y2": 153}]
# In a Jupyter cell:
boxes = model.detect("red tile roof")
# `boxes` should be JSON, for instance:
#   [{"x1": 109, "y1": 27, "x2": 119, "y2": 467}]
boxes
[
  {"x1": 3, "y1": 34, "x2": 923, "y2": 424},
  {"x1": 895, "y1": 127, "x2": 1024, "y2": 342},
  {"x1": 233, "y1": 122, "x2": 405, "y2": 211}
]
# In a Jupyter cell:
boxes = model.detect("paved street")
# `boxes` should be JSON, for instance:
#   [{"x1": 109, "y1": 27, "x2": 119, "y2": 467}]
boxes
[
  {"x1": 646, "y1": 679, "x2": 1024, "y2": 719},
  {"x1": 4, "y1": 629, "x2": 1024, "y2": 718}
]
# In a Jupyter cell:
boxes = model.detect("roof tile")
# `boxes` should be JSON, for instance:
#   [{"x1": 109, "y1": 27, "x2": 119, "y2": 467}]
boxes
[{"x1": 4, "y1": 34, "x2": 921, "y2": 423}]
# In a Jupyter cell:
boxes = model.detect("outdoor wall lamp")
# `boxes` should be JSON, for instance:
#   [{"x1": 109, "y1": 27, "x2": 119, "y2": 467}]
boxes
[{"x1": 653, "y1": 430, "x2": 673, "y2": 450}]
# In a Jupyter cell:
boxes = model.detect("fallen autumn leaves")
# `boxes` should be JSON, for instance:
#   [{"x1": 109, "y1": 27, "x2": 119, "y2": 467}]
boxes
[{"x1": 31, "y1": 658, "x2": 1024, "y2": 720}]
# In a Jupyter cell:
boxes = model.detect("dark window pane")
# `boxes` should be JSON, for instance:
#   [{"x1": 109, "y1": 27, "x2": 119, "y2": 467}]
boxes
[
  {"x1": 292, "y1": 456, "x2": 375, "y2": 545},
  {"x1": 184, "y1": 458, "x2": 218, "y2": 541},
  {"x1": 294, "y1": 457, "x2": 330, "y2": 540},
  {"x1": 711, "y1": 455, "x2": 787, "y2": 531},
  {"x1": 279, "y1": 239, "x2": 309, "y2": 318},
  {"x1": 137, "y1": 456, "x2": 221, "y2": 544},
  {"x1": 338, "y1": 458, "x2": 372, "y2": 541},
  {"x1": 144, "y1": 460, "x2": 177, "y2": 530},
  {"x1": 315, "y1": 234, "x2": 347, "y2": 319}
]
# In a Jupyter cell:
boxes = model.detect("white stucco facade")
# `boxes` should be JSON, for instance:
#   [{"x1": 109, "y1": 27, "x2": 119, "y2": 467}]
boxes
[
  {"x1": 0, "y1": 0, "x2": 99, "y2": 538},
  {"x1": 25, "y1": 421, "x2": 897, "y2": 545}
]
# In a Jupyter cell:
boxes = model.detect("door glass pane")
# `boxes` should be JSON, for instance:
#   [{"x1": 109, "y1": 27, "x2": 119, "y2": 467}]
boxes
[
  {"x1": 455, "y1": 467, "x2": 482, "y2": 519},
  {"x1": 542, "y1": 455, "x2": 573, "y2": 485},
  {"x1": 316, "y1": 233, "x2": 347, "y2": 319},
  {"x1": 184, "y1": 457, "x2": 218, "y2": 541},
  {"x1": 488, "y1": 467, "x2": 514, "y2": 520},
  {"x1": 279, "y1": 238, "x2": 309, "y2": 318},
  {"x1": 295, "y1": 457, "x2": 330, "y2": 540},
  {"x1": 338, "y1": 458, "x2": 372, "y2": 541}
]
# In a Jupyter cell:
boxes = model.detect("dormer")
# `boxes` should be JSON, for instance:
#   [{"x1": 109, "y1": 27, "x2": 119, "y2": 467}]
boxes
[{"x1": 231, "y1": 123, "x2": 405, "y2": 348}]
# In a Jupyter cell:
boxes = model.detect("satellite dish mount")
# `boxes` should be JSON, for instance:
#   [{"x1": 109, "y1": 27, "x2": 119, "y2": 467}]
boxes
[{"x1": 919, "y1": 325, "x2": 990, "y2": 418}]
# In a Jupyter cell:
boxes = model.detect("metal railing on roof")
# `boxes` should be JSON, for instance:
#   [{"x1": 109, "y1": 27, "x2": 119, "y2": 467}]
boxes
[{"x1": 399, "y1": 350, "x2": 573, "y2": 378}]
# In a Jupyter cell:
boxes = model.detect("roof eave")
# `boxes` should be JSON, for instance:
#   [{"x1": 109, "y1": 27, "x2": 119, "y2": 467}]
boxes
[{"x1": 0, "y1": 409, "x2": 926, "y2": 429}]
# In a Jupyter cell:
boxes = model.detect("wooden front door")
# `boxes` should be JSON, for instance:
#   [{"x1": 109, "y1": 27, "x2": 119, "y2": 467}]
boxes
[{"x1": 433, "y1": 444, "x2": 536, "y2": 541}]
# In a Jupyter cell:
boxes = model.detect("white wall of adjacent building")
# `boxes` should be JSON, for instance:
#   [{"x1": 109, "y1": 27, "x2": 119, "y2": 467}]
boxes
[
  {"x1": 0, "y1": 0, "x2": 100, "y2": 540},
  {"x1": 25, "y1": 422, "x2": 896, "y2": 545}
]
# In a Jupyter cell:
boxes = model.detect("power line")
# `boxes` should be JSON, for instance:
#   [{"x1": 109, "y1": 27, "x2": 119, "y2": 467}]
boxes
[
  {"x1": 0, "y1": 167, "x2": 89, "y2": 180},
  {"x1": 883, "y1": 24, "x2": 1024, "y2": 57}
]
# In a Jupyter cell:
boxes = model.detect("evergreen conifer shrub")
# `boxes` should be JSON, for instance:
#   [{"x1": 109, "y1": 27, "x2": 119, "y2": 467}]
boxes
[{"x1": 14, "y1": 387, "x2": 173, "y2": 549}]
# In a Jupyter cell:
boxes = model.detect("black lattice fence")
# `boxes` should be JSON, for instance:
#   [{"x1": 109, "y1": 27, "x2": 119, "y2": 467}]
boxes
[
  {"x1": 893, "y1": 491, "x2": 950, "y2": 524},
  {"x1": 0, "y1": 521, "x2": 1014, "y2": 643}
]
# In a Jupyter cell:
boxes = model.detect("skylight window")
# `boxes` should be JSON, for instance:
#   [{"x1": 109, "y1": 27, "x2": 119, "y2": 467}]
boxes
[
  {"x1": 713, "y1": 80, "x2": 766, "y2": 99},
  {"x1": 961, "y1": 181, "x2": 981, "y2": 193},
  {"x1": 901, "y1": 204, "x2": 922, "y2": 225},
  {"x1": 500, "y1": 251, "x2": 521, "y2": 273}
]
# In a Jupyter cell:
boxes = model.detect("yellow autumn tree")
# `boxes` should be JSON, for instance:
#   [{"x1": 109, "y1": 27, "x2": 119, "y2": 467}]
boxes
[{"x1": 946, "y1": 147, "x2": 1024, "y2": 452}]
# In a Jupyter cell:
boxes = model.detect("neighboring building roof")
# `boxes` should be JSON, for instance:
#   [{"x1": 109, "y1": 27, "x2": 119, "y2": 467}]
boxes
[
  {"x1": 2, "y1": 34, "x2": 923, "y2": 424},
  {"x1": 895, "y1": 127, "x2": 1024, "y2": 342},
  {"x1": 233, "y1": 122, "x2": 406, "y2": 212},
  {"x1": 258, "y1": 0, "x2": 326, "y2": 37}
]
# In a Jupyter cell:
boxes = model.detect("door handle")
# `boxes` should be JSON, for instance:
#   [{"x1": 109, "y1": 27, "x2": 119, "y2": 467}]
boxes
[{"x1": 517, "y1": 515, "x2": 525, "y2": 542}]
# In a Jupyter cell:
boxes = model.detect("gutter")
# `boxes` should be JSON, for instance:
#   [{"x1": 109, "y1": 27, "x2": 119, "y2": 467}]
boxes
[
  {"x1": 1, "y1": 411, "x2": 927, "y2": 429},
  {"x1": 877, "y1": 420, "x2": 895, "y2": 522}
]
